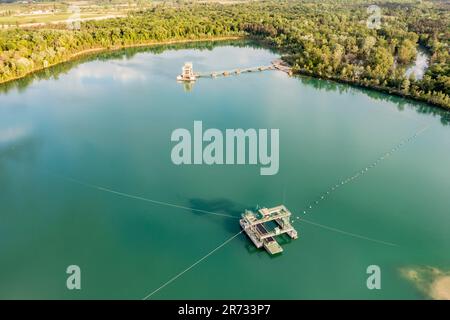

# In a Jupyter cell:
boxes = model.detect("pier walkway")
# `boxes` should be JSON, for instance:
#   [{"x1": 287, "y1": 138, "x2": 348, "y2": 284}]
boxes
[{"x1": 193, "y1": 59, "x2": 292, "y2": 79}]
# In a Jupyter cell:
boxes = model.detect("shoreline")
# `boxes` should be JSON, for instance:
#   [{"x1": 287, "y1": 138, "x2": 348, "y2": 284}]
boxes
[
  {"x1": 0, "y1": 36, "x2": 243, "y2": 86},
  {"x1": 1, "y1": 35, "x2": 448, "y2": 111},
  {"x1": 292, "y1": 68, "x2": 450, "y2": 111}
]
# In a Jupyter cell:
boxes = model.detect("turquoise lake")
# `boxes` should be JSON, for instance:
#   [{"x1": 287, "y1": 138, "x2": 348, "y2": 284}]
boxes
[{"x1": 0, "y1": 41, "x2": 449, "y2": 299}]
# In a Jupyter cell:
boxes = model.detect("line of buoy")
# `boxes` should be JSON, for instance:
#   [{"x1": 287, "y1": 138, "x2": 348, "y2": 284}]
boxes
[{"x1": 290, "y1": 125, "x2": 429, "y2": 224}]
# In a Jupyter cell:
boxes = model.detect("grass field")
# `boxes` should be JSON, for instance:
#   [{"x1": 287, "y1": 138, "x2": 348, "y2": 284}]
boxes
[
  {"x1": 0, "y1": 0, "x2": 248, "y2": 27},
  {"x1": 0, "y1": 13, "x2": 120, "y2": 25},
  {"x1": 0, "y1": 0, "x2": 252, "y2": 24},
  {"x1": 0, "y1": 0, "x2": 152, "y2": 26}
]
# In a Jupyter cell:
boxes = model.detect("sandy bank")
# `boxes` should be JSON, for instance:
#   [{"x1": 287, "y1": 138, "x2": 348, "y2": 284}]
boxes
[{"x1": 401, "y1": 266, "x2": 450, "y2": 300}]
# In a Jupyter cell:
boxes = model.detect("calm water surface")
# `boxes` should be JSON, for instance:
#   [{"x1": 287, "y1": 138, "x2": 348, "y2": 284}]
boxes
[
  {"x1": 1, "y1": 41, "x2": 449, "y2": 299},
  {"x1": 405, "y1": 46, "x2": 430, "y2": 80}
]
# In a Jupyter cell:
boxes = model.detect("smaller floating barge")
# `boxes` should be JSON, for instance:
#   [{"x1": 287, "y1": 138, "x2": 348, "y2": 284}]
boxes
[{"x1": 240, "y1": 205, "x2": 298, "y2": 255}]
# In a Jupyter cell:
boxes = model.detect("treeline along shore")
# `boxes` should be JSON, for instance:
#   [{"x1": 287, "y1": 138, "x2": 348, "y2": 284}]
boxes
[
  {"x1": 0, "y1": 36, "x2": 243, "y2": 85},
  {"x1": 0, "y1": 1, "x2": 449, "y2": 109}
]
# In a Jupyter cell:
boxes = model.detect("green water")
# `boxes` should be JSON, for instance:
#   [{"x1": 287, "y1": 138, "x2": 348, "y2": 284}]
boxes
[{"x1": 1, "y1": 41, "x2": 449, "y2": 299}]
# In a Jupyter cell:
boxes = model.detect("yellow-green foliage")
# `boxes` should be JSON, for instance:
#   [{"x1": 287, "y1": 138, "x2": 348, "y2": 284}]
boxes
[{"x1": 0, "y1": 0, "x2": 449, "y2": 108}]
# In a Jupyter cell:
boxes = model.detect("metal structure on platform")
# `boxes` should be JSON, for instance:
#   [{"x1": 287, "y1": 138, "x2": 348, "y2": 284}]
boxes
[
  {"x1": 177, "y1": 62, "x2": 197, "y2": 82},
  {"x1": 240, "y1": 205, "x2": 298, "y2": 255}
]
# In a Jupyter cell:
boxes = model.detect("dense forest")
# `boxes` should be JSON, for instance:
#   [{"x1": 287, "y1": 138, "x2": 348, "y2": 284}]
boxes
[{"x1": 0, "y1": 0, "x2": 449, "y2": 109}]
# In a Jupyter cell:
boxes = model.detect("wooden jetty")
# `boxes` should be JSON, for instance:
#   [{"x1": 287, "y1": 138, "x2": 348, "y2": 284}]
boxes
[
  {"x1": 176, "y1": 60, "x2": 292, "y2": 82},
  {"x1": 272, "y1": 59, "x2": 293, "y2": 76},
  {"x1": 240, "y1": 205, "x2": 298, "y2": 255},
  {"x1": 195, "y1": 64, "x2": 275, "y2": 78}
]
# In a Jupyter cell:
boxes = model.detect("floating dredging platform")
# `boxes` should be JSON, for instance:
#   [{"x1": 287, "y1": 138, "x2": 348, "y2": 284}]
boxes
[
  {"x1": 176, "y1": 62, "x2": 197, "y2": 82},
  {"x1": 240, "y1": 205, "x2": 298, "y2": 255}
]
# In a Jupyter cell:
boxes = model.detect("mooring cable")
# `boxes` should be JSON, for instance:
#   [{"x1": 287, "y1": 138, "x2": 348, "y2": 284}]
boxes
[
  {"x1": 55, "y1": 174, "x2": 239, "y2": 219},
  {"x1": 49, "y1": 124, "x2": 428, "y2": 299},
  {"x1": 61, "y1": 172, "x2": 398, "y2": 246},
  {"x1": 142, "y1": 230, "x2": 244, "y2": 300},
  {"x1": 299, "y1": 217, "x2": 398, "y2": 247}
]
